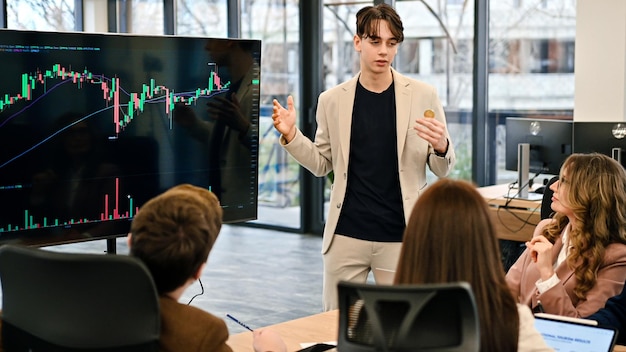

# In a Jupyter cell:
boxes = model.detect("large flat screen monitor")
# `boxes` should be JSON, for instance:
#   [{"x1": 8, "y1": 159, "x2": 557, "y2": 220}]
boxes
[
  {"x1": 573, "y1": 122, "x2": 626, "y2": 166},
  {"x1": 505, "y1": 117, "x2": 573, "y2": 175},
  {"x1": 0, "y1": 29, "x2": 261, "y2": 246},
  {"x1": 505, "y1": 117, "x2": 572, "y2": 199}
]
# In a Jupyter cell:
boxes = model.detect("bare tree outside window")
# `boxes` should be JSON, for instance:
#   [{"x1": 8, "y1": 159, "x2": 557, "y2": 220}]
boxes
[
  {"x1": 126, "y1": 0, "x2": 164, "y2": 35},
  {"x1": 176, "y1": 0, "x2": 225, "y2": 36},
  {"x1": 7, "y1": 0, "x2": 75, "y2": 31}
]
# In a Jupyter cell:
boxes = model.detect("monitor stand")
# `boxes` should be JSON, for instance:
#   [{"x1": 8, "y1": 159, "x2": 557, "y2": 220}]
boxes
[
  {"x1": 612, "y1": 147, "x2": 623, "y2": 165},
  {"x1": 506, "y1": 143, "x2": 543, "y2": 201}
]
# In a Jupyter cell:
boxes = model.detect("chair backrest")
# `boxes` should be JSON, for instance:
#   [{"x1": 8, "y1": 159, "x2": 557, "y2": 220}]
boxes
[
  {"x1": 0, "y1": 244, "x2": 160, "y2": 351},
  {"x1": 540, "y1": 176, "x2": 559, "y2": 220},
  {"x1": 337, "y1": 281, "x2": 480, "y2": 352}
]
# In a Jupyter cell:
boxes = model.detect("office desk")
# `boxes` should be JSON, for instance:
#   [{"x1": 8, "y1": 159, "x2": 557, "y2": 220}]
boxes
[
  {"x1": 477, "y1": 184, "x2": 542, "y2": 242},
  {"x1": 227, "y1": 310, "x2": 338, "y2": 351},
  {"x1": 227, "y1": 309, "x2": 626, "y2": 352}
]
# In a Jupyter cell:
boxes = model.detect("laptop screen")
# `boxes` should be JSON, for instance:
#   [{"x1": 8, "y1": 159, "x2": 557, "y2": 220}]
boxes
[{"x1": 533, "y1": 314, "x2": 618, "y2": 352}]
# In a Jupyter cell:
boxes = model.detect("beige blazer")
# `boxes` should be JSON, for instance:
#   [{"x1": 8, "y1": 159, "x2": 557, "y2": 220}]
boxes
[
  {"x1": 282, "y1": 69, "x2": 456, "y2": 253},
  {"x1": 506, "y1": 219, "x2": 626, "y2": 318}
]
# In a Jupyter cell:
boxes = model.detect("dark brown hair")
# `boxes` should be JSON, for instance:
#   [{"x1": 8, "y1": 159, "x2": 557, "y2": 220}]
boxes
[
  {"x1": 129, "y1": 184, "x2": 223, "y2": 294},
  {"x1": 355, "y1": 3, "x2": 404, "y2": 42},
  {"x1": 543, "y1": 153, "x2": 626, "y2": 299},
  {"x1": 394, "y1": 178, "x2": 519, "y2": 351}
]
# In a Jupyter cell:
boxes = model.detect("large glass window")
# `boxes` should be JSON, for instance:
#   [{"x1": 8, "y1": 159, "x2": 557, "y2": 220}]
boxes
[
  {"x1": 7, "y1": 0, "x2": 75, "y2": 31},
  {"x1": 322, "y1": 0, "x2": 474, "y2": 184},
  {"x1": 241, "y1": 0, "x2": 301, "y2": 229},
  {"x1": 490, "y1": 0, "x2": 576, "y2": 185},
  {"x1": 176, "y1": 0, "x2": 227, "y2": 37},
  {"x1": 396, "y1": 0, "x2": 474, "y2": 182},
  {"x1": 125, "y1": 0, "x2": 164, "y2": 34},
  {"x1": 90, "y1": 0, "x2": 225, "y2": 36}
]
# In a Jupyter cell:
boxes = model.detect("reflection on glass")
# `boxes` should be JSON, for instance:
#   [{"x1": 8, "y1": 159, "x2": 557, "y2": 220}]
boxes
[
  {"x1": 173, "y1": 38, "x2": 259, "y2": 208},
  {"x1": 29, "y1": 113, "x2": 123, "y2": 223}
]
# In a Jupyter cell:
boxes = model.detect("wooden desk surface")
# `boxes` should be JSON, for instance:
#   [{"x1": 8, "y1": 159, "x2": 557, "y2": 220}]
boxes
[
  {"x1": 227, "y1": 310, "x2": 338, "y2": 352},
  {"x1": 477, "y1": 184, "x2": 543, "y2": 242},
  {"x1": 477, "y1": 184, "x2": 543, "y2": 208},
  {"x1": 227, "y1": 309, "x2": 626, "y2": 351}
]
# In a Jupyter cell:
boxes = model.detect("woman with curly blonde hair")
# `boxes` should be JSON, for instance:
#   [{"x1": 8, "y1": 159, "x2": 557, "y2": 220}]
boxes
[{"x1": 506, "y1": 153, "x2": 626, "y2": 317}]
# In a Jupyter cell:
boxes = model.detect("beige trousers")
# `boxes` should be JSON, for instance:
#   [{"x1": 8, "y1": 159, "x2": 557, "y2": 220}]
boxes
[{"x1": 322, "y1": 234, "x2": 402, "y2": 311}]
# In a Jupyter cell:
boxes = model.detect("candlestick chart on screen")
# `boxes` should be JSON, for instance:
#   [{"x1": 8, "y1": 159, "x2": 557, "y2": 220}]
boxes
[{"x1": 0, "y1": 30, "x2": 260, "y2": 245}]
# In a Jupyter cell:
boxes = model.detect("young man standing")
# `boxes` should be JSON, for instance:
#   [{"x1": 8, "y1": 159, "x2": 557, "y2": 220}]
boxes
[{"x1": 272, "y1": 4, "x2": 456, "y2": 310}]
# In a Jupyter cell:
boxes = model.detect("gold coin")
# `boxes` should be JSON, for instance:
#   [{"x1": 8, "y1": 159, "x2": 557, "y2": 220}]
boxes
[{"x1": 424, "y1": 109, "x2": 435, "y2": 118}]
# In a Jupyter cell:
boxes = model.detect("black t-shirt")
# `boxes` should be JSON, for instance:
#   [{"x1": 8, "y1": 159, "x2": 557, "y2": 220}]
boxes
[{"x1": 335, "y1": 80, "x2": 405, "y2": 242}]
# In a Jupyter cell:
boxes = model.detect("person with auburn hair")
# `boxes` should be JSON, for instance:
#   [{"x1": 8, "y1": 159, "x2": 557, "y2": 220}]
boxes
[
  {"x1": 506, "y1": 153, "x2": 626, "y2": 317},
  {"x1": 394, "y1": 178, "x2": 551, "y2": 351},
  {"x1": 128, "y1": 184, "x2": 285, "y2": 352}
]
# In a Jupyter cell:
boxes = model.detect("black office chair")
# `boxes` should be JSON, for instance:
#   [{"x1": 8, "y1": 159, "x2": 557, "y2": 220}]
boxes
[
  {"x1": 337, "y1": 281, "x2": 479, "y2": 352},
  {"x1": 0, "y1": 244, "x2": 160, "y2": 351},
  {"x1": 501, "y1": 176, "x2": 559, "y2": 272},
  {"x1": 540, "y1": 176, "x2": 559, "y2": 220}
]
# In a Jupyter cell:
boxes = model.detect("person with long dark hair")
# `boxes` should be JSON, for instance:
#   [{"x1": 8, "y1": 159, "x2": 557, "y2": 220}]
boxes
[{"x1": 395, "y1": 179, "x2": 551, "y2": 351}]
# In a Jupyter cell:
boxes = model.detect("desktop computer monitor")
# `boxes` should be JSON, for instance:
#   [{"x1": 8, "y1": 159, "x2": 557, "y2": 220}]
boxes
[
  {"x1": 505, "y1": 117, "x2": 573, "y2": 198},
  {"x1": 573, "y1": 122, "x2": 626, "y2": 166}
]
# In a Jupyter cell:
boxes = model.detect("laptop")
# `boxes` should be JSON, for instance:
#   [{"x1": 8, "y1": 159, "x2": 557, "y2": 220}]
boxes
[
  {"x1": 533, "y1": 313, "x2": 618, "y2": 352},
  {"x1": 372, "y1": 268, "x2": 395, "y2": 285}
]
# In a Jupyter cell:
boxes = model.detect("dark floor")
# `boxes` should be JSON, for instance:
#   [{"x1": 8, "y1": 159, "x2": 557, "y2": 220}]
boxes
[{"x1": 31, "y1": 225, "x2": 328, "y2": 335}]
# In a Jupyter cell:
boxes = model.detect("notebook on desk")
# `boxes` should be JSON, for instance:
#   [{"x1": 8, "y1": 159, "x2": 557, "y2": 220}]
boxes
[{"x1": 533, "y1": 313, "x2": 618, "y2": 352}]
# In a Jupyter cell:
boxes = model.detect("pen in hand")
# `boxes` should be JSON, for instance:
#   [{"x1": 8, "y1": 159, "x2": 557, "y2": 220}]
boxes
[{"x1": 226, "y1": 313, "x2": 254, "y2": 331}]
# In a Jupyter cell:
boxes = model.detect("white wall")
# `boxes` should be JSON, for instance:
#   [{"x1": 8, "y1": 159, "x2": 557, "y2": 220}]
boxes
[{"x1": 574, "y1": 0, "x2": 626, "y2": 122}]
